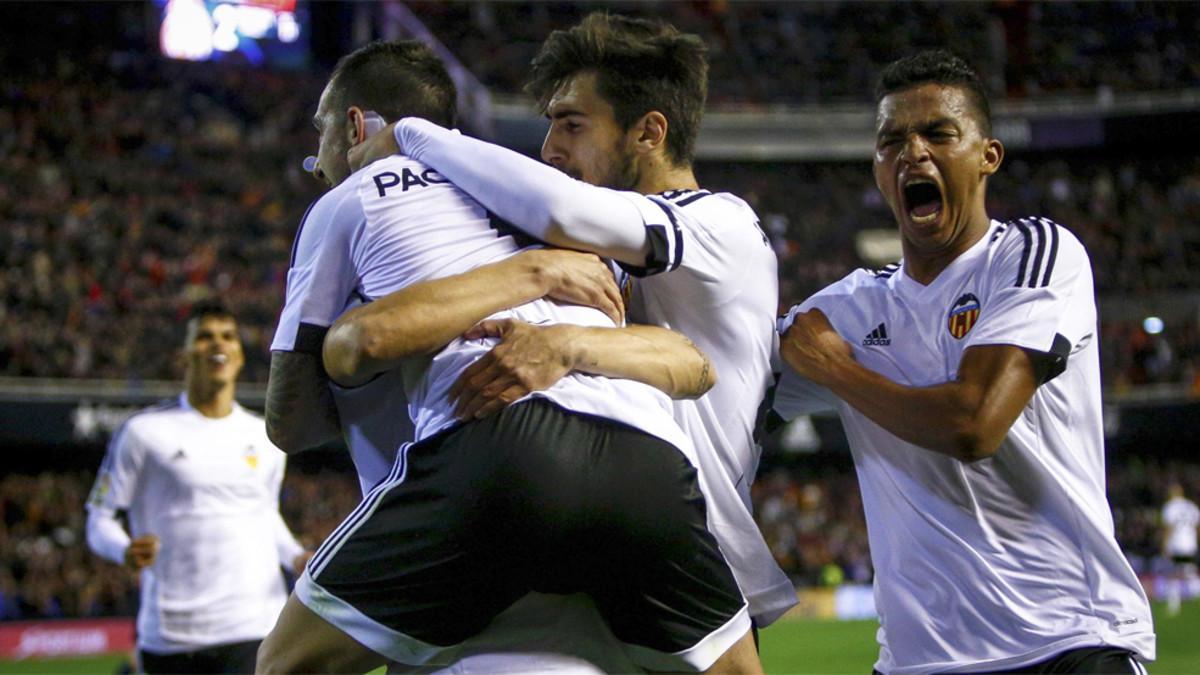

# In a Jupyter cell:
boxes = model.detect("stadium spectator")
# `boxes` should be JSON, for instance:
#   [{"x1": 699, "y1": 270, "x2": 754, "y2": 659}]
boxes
[
  {"x1": 405, "y1": 1, "x2": 1200, "y2": 103},
  {"x1": 84, "y1": 301, "x2": 310, "y2": 674}
]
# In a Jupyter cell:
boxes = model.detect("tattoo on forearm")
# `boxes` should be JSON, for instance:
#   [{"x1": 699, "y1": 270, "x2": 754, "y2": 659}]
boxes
[
  {"x1": 698, "y1": 354, "x2": 712, "y2": 392},
  {"x1": 266, "y1": 354, "x2": 340, "y2": 448}
]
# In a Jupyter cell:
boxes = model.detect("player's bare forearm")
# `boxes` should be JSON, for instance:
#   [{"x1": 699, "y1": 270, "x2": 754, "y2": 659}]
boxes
[
  {"x1": 265, "y1": 352, "x2": 341, "y2": 453},
  {"x1": 568, "y1": 324, "x2": 717, "y2": 399},
  {"x1": 323, "y1": 249, "x2": 623, "y2": 386},
  {"x1": 782, "y1": 311, "x2": 1037, "y2": 462}
]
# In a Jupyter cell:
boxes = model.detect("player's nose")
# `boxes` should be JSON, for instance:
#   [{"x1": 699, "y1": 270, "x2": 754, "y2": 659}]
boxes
[
  {"x1": 540, "y1": 133, "x2": 565, "y2": 168},
  {"x1": 899, "y1": 134, "x2": 931, "y2": 165}
]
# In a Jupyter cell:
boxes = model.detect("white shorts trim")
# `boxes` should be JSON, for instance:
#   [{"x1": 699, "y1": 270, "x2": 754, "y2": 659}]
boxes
[
  {"x1": 622, "y1": 602, "x2": 751, "y2": 672},
  {"x1": 295, "y1": 568, "x2": 452, "y2": 666}
]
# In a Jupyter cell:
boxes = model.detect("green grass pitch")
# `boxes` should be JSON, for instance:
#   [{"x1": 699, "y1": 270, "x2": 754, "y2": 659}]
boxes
[{"x1": 2, "y1": 601, "x2": 1196, "y2": 674}]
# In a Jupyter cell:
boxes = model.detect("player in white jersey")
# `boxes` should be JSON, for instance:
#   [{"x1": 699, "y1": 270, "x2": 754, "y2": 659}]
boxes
[
  {"x1": 255, "y1": 40, "x2": 758, "y2": 674},
  {"x1": 85, "y1": 301, "x2": 308, "y2": 674},
  {"x1": 771, "y1": 51, "x2": 1154, "y2": 674},
  {"x1": 1161, "y1": 483, "x2": 1199, "y2": 616},
  {"x1": 335, "y1": 14, "x2": 795, "y2": 671}
]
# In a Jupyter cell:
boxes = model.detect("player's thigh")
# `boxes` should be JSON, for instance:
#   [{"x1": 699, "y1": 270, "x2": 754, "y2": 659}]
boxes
[
  {"x1": 256, "y1": 593, "x2": 384, "y2": 674},
  {"x1": 297, "y1": 420, "x2": 538, "y2": 662}
]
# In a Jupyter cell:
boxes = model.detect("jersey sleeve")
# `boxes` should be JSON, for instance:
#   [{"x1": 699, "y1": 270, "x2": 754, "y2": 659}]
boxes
[
  {"x1": 267, "y1": 453, "x2": 305, "y2": 566},
  {"x1": 270, "y1": 187, "x2": 366, "y2": 355},
  {"x1": 396, "y1": 117, "x2": 649, "y2": 260},
  {"x1": 617, "y1": 193, "x2": 775, "y2": 307},
  {"x1": 87, "y1": 421, "x2": 146, "y2": 513},
  {"x1": 964, "y1": 219, "x2": 1095, "y2": 383},
  {"x1": 85, "y1": 421, "x2": 147, "y2": 564},
  {"x1": 771, "y1": 306, "x2": 841, "y2": 420}
]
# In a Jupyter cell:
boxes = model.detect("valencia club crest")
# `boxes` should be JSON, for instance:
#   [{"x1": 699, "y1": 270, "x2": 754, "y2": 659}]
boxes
[{"x1": 948, "y1": 293, "x2": 981, "y2": 339}]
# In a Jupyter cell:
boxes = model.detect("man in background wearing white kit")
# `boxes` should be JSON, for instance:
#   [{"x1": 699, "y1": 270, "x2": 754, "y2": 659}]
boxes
[
  {"x1": 1162, "y1": 482, "x2": 1199, "y2": 617},
  {"x1": 86, "y1": 300, "x2": 309, "y2": 674}
]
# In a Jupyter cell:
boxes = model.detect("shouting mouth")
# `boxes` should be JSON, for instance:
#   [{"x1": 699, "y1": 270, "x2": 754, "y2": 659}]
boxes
[{"x1": 903, "y1": 178, "x2": 943, "y2": 226}]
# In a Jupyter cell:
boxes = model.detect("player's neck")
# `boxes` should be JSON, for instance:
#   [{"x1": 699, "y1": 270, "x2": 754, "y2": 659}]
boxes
[
  {"x1": 904, "y1": 206, "x2": 991, "y2": 285},
  {"x1": 185, "y1": 379, "x2": 236, "y2": 418},
  {"x1": 634, "y1": 159, "x2": 699, "y2": 195}
]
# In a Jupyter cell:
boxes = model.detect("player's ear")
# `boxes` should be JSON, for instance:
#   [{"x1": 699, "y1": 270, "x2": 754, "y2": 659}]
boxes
[
  {"x1": 981, "y1": 137, "x2": 1003, "y2": 177},
  {"x1": 634, "y1": 111, "x2": 669, "y2": 157},
  {"x1": 345, "y1": 106, "x2": 367, "y2": 145}
]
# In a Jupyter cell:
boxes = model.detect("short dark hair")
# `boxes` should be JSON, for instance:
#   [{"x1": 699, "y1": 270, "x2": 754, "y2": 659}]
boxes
[
  {"x1": 187, "y1": 299, "x2": 234, "y2": 324},
  {"x1": 875, "y1": 50, "x2": 992, "y2": 136},
  {"x1": 328, "y1": 40, "x2": 456, "y2": 127},
  {"x1": 527, "y1": 13, "x2": 708, "y2": 166},
  {"x1": 183, "y1": 299, "x2": 236, "y2": 345}
]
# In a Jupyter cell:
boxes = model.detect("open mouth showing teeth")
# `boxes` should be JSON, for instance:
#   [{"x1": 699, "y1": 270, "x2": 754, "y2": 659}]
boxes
[
  {"x1": 210, "y1": 354, "x2": 228, "y2": 364},
  {"x1": 904, "y1": 181, "x2": 943, "y2": 222}
]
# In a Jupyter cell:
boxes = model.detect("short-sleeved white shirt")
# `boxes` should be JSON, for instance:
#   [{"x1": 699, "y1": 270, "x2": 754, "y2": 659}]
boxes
[
  {"x1": 1163, "y1": 496, "x2": 1199, "y2": 557},
  {"x1": 616, "y1": 189, "x2": 797, "y2": 624},
  {"x1": 85, "y1": 396, "x2": 299, "y2": 653},
  {"x1": 270, "y1": 155, "x2": 691, "y2": 460},
  {"x1": 775, "y1": 219, "x2": 1155, "y2": 674}
]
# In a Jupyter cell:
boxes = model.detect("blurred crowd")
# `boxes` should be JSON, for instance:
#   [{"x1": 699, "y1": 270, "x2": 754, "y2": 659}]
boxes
[
  {"x1": 3, "y1": 458, "x2": 1194, "y2": 621},
  {"x1": 407, "y1": 1, "x2": 1200, "y2": 104},
  {"x1": 2, "y1": 8, "x2": 1199, "y2": 390},
  {"x1": 0, "y1": 49, "x2": 323, "y2": 382},
  {"x1": 0, "y1": 469, "x2": 358, "y2": 622}
]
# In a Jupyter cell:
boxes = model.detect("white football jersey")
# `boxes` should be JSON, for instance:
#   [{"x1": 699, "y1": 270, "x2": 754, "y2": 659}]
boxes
[
  {"x1": 616, "y1": 188, "x2": 797, "y2": 624},
  {"x1": 85, "y1": 395, "x2": 302, "y2": 653},
  {"x1": 270, "y1": 155, "x2": 690, "y2": 456},
  {"x1": 775, "y1": 219, "x2": 1154, "y2": 673},
  {"x1": 1163, "y1": 496, "x2": 1199, "y2": 557}
]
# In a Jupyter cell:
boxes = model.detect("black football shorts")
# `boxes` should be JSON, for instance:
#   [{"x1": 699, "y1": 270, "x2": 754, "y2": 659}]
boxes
[{"x1": 296, "y1": 397, "x2": 749, "y2": 670}]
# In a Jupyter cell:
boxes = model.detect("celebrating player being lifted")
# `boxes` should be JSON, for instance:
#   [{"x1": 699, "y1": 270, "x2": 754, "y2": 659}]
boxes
[
  {"x1": 337, "y1": 11, "x2": 795, "y2": 670},
  {"x1": 257, "y1": 39, "x2": 760, "y2": 674},
  {"x1": 770, "y1": 50, "x2": 1156, "y2": 674}
]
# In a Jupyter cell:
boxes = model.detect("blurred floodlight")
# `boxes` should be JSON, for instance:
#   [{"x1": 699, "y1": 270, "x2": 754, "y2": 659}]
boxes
[
  {"x1": 160, "y1": 0, "x2": 215, "y2": 62},
  {"x1": 278, "y1": 12, "x2": 300, "y2": 43},
  {"x1": 855, "y1": 229, "x2": 902, "y2": 267},
  {"x1": 1143, "y1": 316, "x2": 1164, "y2": 334}
]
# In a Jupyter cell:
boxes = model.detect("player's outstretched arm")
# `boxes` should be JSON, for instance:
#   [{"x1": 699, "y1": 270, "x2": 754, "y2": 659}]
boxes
[
  {"x1": 781, "y1": 309, "x2": 1039, "y2": 462},
  {"x1": 349, "y1": 119, "x2": 652, "y2": 266},
  {"x1": 450, "y1": 319, "x2": 716, "y2": 419},
  {"x1": 322, "y1": 249, "x2": 623, "y2": 387},
  {"x1": 265, "y1": 352, "x2": 341, "y2": 453}
]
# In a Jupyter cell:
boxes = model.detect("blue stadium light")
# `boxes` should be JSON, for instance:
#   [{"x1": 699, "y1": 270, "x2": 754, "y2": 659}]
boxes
[{"x1": 1143, "y1": 316, "x2": 1164, "y2": 335}]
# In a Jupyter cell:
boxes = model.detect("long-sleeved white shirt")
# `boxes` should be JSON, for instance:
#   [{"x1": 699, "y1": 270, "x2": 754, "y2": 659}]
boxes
[{"x1": 86, "y1": 394, "x2": 304, "y2": 653}]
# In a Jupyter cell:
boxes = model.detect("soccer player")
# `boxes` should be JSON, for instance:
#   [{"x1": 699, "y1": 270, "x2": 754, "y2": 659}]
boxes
[
  {"x1": 341, "y1": 14, "x2": 797, "y2": 643},
  {"x1": 771, "y1": 50, "x2": 1155, "y2": 673},
  {"x1": 256, "y1": 40, "x2": 759, "y2": 674},
  {"x1": 1162, "y1": 482, "x2": 1199, "y2": 617},
  {"x1": 85, "y1": 300, "x2": 308, "y2": 674}
]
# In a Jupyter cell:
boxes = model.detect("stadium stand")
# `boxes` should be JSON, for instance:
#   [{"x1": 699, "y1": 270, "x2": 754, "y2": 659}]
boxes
[{"x1": 1, "y1": 0, "x2": 1198, "y2": 649}]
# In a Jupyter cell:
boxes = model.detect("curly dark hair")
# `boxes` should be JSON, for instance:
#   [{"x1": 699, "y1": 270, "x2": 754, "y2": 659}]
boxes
[
  {"x1": 875, "y1": 49, "x2": 991, "y2": 136},
  {"x1": 526, "y1": 12, "x2": 708, "y2": 166}
]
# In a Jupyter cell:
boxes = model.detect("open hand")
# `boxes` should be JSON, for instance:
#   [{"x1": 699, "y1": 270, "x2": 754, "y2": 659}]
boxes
[
  {"x1": 450, "y1": 319, "x2": 578, "y2": 419},
  {"x1": 520, "y1": 249, "x2": 624, "y2": 326}
]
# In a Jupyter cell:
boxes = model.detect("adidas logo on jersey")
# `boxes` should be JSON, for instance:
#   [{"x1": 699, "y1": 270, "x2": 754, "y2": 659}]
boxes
[{"x1": 863, "y1": 323, "x2": 891, "y2": 346}]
